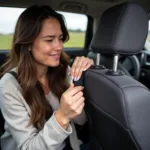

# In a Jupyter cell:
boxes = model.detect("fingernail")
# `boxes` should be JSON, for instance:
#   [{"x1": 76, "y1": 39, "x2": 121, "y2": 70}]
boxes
[
  {"x1": 77, "y1": 76, "x2": 80, "y2": 81},
  {"x1": 74, "y1": 77, "x2": 77, "y2": 81},
  {"x1": 83, "y1": 68, "x2": 86, "y2": 71},
  {"x1": 75, "y1": 77, "x2": 80, "y2": 81}
]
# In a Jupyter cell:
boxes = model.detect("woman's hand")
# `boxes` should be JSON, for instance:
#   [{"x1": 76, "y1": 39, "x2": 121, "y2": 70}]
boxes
[
  {"x1": 55, "y1": 84, "x2": 85, "y2": 129},
  {"x1": 70, "y1": 56, "x2": 94, "y2": 81}
]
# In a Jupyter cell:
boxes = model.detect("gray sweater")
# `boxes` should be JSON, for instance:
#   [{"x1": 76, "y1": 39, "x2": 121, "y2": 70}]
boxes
[{"x1": 0, "y1": 68, "x2": 87, "y2": 150}]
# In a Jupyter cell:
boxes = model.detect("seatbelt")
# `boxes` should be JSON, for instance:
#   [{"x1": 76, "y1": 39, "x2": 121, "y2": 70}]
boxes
[{"x1": 8, "y1": 71, "x2": 18, "y2": 80}]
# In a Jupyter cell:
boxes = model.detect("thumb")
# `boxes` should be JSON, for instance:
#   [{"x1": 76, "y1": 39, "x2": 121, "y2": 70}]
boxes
[
  {"x1": 67, "y1": 83, "x2": 74, "y2": 91},
  {"x1": 69, "y1": 83, "x2": 74, "y2": 89},
  {"x1": 65, "y1": 83, "x2": 74, "y2": 93}
]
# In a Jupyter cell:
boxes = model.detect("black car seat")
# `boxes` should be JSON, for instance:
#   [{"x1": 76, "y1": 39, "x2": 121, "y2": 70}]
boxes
[
  {"x1": 84, "y1": 2, "x2": 150, "y2": 150},
  {"x1": 87, "y1": 9, "x2": 141, "y2": 80}
]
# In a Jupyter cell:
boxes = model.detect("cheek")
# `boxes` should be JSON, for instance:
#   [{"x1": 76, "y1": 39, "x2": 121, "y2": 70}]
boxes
[{"x1": 32, "y1": 42, "x2": 52, "y2": 62}]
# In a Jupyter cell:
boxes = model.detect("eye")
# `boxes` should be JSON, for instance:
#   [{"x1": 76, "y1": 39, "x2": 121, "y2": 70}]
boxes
[
  {"x1": 46, "y1": 39, "x2": 53, "y2": 43},
  {"x1": 59, "y1": 36, "x2": 63, "y2": 41}
]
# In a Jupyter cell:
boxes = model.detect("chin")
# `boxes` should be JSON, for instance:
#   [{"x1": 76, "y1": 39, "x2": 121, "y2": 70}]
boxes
[{"x1": 49, "y1": 62, "x2": 60, "y2": 67}]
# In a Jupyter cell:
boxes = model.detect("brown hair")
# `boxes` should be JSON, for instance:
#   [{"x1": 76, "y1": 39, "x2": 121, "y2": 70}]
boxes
[{"x1": 1, "y1": 5, "x2": 70, "y2": 129}]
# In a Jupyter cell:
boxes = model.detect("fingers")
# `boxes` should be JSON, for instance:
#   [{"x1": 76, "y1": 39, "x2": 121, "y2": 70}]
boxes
[
  {"x1": 68, "y1": 89, "x2": 84, "y2": 109},
  {"x1": 68, "y1": 94, "x2": 85, "y2": 115},
  {"x1": 78, "y1": 102, "x2": 85, "y2": 112},
  {"x1": 71, "y1": 56, "x2": 80, "y2": 80},
  {"x1": 76, "y1": 57, "x2": 89, "y2": 80},
  {"x1": 72, "y1": 91, "x2": 83, "y2": 101},
  {"x1": 73, "y1": 96, "x2": 85, "y2": 109},
  {"x1": 67, "y1": 86, "x2": 84, "y2": 96},
  {"x1": 62, "y1": 84, "x2": 84, "y2": 101},
  {"x1": 83, "y1": 59, "x2": 94, "y2": 71},
  {"x1": 70, "y1": 57, "x2": 94, "y2": 81},
  {"x1": 71, "y1": 56, "x2": 85, "y2": 80},
  {"x1": 74, "y1": 101, "x2": 85, "y2": 115},
  {"x1": 63, "y1": 85, "x2": 84, "y2": 106},
  {"x1": 59, "y1": 85, "x2": 85, "y2": 121},
  {"x1": 72, "y1": 57, "x2": 80, "y2": 69}
]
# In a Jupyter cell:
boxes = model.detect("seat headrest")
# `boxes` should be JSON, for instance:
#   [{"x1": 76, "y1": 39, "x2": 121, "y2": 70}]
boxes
[{"x1": 90, "y1": 2, "x2": 148, "y2": 55}]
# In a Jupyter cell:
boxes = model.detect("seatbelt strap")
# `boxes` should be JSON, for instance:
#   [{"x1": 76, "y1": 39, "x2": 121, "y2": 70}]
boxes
[{"x1": 8, "y1": 71, "x2": 18, "y2": 80}]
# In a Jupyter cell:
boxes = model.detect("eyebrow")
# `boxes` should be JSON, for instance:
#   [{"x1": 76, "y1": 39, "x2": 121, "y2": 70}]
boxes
[{"x1": 42, "y1": 34, "x2": 63, "y2": 39}]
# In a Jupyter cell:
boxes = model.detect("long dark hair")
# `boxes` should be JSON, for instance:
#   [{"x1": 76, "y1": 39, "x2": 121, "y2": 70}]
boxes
[{"x1": 0, "y1": 5, "x2": 70, "y2": 129}]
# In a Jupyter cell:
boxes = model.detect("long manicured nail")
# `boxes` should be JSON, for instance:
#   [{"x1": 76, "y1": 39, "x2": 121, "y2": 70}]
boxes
[
  {"x1": 77, "y1": 76, "x2": 80, "y2": 81},
  {"x1": 74, "y1": 77, "x2": 78, "y2": 81},
  {"x1": 74, "y1": 77, "x2": 80, "y2": 81}
]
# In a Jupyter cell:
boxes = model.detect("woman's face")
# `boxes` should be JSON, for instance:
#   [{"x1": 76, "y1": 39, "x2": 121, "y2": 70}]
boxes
[{"x1": 31, "y1": 18, "x2": 63, "y2": 67}]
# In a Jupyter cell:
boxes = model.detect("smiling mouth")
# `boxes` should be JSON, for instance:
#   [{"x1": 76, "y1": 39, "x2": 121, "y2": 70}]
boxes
[
  {"x1": 49, "y1": 54, "x2": 60, "y2": 59},
  {"x1": 49, "y1": 54, "x2": 60, "y2": 56}
]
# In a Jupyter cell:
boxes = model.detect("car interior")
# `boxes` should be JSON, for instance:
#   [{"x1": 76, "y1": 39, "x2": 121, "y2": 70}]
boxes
[{"x1": 0, "y1": 0, "x2": 150, "y2": 149}]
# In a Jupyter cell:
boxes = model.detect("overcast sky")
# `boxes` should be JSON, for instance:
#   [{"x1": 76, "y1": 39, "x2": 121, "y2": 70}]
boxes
[
  {"x1": 0, "y1": 7, "x2": 150, "y2": 34},
  {"x1": 0, "y1": 7, "x2": 88, "y2": 34}
]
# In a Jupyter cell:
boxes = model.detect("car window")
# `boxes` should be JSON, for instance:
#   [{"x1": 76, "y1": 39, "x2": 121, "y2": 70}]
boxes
[
  {"x1": 147, "y1": 21, "x2": 150, "y2": 41},
  {"x1": 145, "y1": 21, "x2": 150, "y2": 50},
  {"x1": 0, "y1": 7, "x2": 88, "y2": 50},
  {"x1": 61, "y1": 12, "x2": 88, "y2": 48}
]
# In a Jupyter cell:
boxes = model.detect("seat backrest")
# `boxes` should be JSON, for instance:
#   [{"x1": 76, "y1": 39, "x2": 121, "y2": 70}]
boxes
[
  {"x1": 85, "y1": 69, "x2": 150, "y2": 150},
  {"x1": 84, "y1": 2, "x2": 150, "y2": 150}
]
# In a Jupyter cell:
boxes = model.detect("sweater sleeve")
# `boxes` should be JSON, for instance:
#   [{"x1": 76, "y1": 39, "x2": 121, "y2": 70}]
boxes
[{"x1": 0, "y1": 74, "x2": 72, "y2": 150}]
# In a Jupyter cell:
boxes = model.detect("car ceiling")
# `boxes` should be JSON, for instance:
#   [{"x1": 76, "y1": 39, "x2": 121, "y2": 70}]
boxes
[{"x1": 0, "y1": 0, "x2": 150, "y2": 18}]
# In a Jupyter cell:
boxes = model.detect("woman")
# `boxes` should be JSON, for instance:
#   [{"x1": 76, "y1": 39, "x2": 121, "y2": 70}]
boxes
[{"x1": 0, "y1": 5, "x2": 93, "y2": 150}]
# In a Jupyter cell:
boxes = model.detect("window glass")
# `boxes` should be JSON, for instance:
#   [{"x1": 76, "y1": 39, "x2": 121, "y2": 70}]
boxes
[
  {"x1": 60, "y1": 12, "x2": 87, "y2": 48},
  {"x1": 145, "y1": 21, "x2": 150, "y2": 50},
  {"x1": 0, "y1": 7, "x2": 88, "y2": 50},
  {"x1": 147, "y1": 21, "x2": 150, "y2": 41},
  {"x1": 0, "y1": 7, "x2": 24, "y2": 50}
]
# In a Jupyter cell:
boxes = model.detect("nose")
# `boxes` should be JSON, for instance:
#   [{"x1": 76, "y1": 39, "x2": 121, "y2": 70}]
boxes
[{"x1": 54, "y1": 39, "x2": 63, "y2": 51}]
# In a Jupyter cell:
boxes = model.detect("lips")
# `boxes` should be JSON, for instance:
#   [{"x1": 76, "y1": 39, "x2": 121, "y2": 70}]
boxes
[
  {"x1": 49, "y1": 53, "x2": 60, "y2": 56},
  {"x1": 50, "y1": 54, "x2": 60, "y2": 56},
  {"x1": 49, "y1": 54, "x2": 60, "y2": 59}
]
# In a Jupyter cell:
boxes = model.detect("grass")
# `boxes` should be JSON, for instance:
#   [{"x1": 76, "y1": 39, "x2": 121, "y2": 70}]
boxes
[
  {"x1": 0, "y1": 32, "x2": 85, "y2": 50},
  {"x1": 0, "y1": 35, "x2": 13, "y2": 49},
  {"x1": 64, "y1": 32, "x2": 85, "y2": 48},
  {"x1": 147, "y1": 35, "x2": 150, "y2": 42}
]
